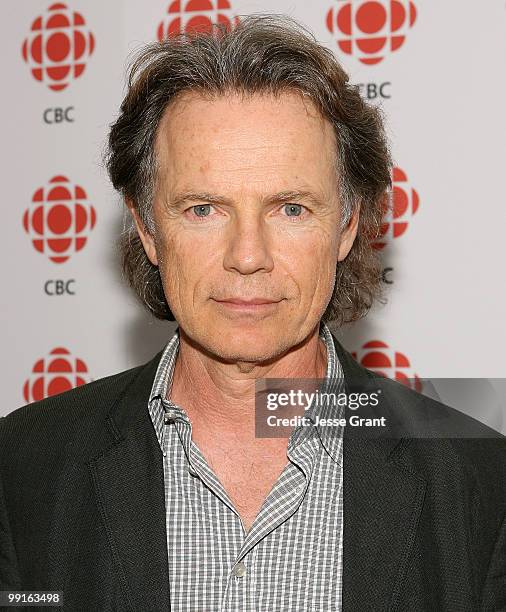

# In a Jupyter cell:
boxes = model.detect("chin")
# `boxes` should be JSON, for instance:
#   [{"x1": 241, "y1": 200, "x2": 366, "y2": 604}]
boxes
[{"x1": 200, "y1": 321, "x2": 292, "y2": 364}]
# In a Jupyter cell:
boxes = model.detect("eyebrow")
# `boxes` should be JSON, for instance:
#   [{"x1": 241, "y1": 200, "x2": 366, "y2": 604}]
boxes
[{"x1": 170, "y1": 190, "x2": 324, "y2": 209}]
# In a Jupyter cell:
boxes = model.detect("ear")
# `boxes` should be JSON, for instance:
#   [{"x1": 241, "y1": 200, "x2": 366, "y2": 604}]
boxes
[
  {"x1": 337, "y1": 204, "x2": 360, "y2": 262},
  {"x1": 126, "y1": 200, "x2": 158, "y2": 266}
]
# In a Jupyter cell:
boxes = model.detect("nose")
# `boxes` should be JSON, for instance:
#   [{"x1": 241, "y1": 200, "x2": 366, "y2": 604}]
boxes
[{"x1": 222, "y1": 211, "x2": 274, "y2": 275}]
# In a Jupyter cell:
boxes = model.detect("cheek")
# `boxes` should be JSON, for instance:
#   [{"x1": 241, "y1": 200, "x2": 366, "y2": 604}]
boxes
[
  {"x1": 157, "y1": 229, "x2": 220, "y2": 298},
  {"x1": 280, "y1": 229, "x2": 338, "y2": 285}
]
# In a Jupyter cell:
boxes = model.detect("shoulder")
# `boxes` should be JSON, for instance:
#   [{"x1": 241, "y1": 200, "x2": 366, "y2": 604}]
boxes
[
  {"x1": 334, "y1": 338, "x2": 506, "y2": 491},
  {"x1": 2, "y1": 364, "x2": 142, "y2": 429},
  {"x1": 0, "y1": 351, "x2": 162, "y2": 461},
  {"x1": 374, "y1": 375, "x2": 506, "y2": 498}
]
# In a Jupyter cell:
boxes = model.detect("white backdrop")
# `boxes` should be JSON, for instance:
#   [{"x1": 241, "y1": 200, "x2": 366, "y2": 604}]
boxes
[{"x1": 2, "y1": 1, "x2": 505, "y2": 430}]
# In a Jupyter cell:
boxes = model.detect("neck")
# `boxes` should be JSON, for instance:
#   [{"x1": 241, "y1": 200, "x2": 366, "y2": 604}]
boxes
[{"x1": 168, "y1": 324, "x2": 328, "y2": 444}]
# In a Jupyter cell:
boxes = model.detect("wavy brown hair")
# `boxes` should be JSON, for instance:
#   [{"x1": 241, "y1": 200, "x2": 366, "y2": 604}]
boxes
[{"x1": 106, "y1": 13, "x2": 391, "y2": 326}]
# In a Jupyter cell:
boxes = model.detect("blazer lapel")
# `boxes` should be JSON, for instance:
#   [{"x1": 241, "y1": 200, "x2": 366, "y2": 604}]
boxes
[
  {"x1": 88, "y1": 351, "x2": 170, "y2": 612},
  {"x1": 331, "y1": 332, "x2": 427, "y2": 612}
]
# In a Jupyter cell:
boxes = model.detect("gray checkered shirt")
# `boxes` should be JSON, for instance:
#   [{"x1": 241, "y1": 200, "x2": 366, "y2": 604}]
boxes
[{"x1": 148, "y1": 322, "x2": 345, "y2": 611}]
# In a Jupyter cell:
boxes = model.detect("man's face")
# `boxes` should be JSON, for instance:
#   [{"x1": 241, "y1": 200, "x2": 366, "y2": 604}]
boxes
[{"x1": 133, "y1": 90, "x2": 358, "y2": 363}]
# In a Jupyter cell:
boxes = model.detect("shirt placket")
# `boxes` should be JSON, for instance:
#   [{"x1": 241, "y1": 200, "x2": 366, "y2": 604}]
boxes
[{"x1": 219, "y1": 440, "x2": 320, "y2": 612}]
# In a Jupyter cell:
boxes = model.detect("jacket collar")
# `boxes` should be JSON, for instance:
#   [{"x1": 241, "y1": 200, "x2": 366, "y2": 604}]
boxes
[
  {"x1": 333, "y1": 332, "x2": 427, "y2": 611},
  {"x1": 88, "y1": 350, "x2": 170, "y2": 612}
]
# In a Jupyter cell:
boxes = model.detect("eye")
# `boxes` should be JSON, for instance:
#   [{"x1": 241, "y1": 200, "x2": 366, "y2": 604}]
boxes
[
  {"x1": 185, "y1": 204, "x2": 217, "y2": 221},
  {"x1": 282, "y1": 203, "x2": 306, "y2": 218},
  {"x1": 192, "y1": 204, "x2": 212, "y2": 217}
]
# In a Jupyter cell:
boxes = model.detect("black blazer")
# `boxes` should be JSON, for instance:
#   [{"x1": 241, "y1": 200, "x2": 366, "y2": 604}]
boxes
[{"x1": 1, "y1": 332, "x2": 505, "y2": 611}]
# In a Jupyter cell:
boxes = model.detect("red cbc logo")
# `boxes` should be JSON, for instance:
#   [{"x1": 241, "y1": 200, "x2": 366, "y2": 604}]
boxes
[
  {"x1": 23, "y1": 347, "x2": 91, "y2": 403},
  {"x1": 22, "y1": 3, "x2": 95, "y2": 91},
  {"x1": 326, "y1": 0, "x2": 417, "y2": 65},
  {"x1": 23, "y1": 175, "x2": 97, "y2": 264},
  {"x1": 157, "y1": 0, "x2": 240, "y2": 39},
  {"x1": 352, "y1": 340, "x2": 422, "y2": 392},
  {"x1": 373, "y1": 166, "x2": 419, "y2": 250}
]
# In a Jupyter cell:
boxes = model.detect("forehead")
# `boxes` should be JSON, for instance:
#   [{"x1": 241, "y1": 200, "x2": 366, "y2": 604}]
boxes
[{"x1": 154, "y1": 89, "x2": 338, "y2": 190}]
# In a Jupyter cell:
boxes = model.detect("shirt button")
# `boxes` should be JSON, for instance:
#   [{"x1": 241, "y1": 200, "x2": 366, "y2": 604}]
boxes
[
  {"x1": 164, "y1": 408, "x2": 178, "y2": 423},
  {"x1": 233, "y1": 561, "x2": 247, "y2": 578}
]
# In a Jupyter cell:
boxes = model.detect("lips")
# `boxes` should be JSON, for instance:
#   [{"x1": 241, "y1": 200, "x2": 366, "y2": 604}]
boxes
[{"x1": 217, "y1": 297, "x2": 280, "y2": 305}]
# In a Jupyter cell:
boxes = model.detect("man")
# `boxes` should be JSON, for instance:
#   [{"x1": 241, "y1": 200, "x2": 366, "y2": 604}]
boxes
[{"x1": 1, "y1": 14, "x2": 505, "y2": 612}]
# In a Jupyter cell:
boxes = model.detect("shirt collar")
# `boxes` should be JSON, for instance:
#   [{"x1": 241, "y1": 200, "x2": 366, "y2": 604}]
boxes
[
  {"x1": 288, "y1": 321, "x2": 345, "y2": 465},
  {"x1": 148, "y1": 322, "x2": 344, "y2": 464}
]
